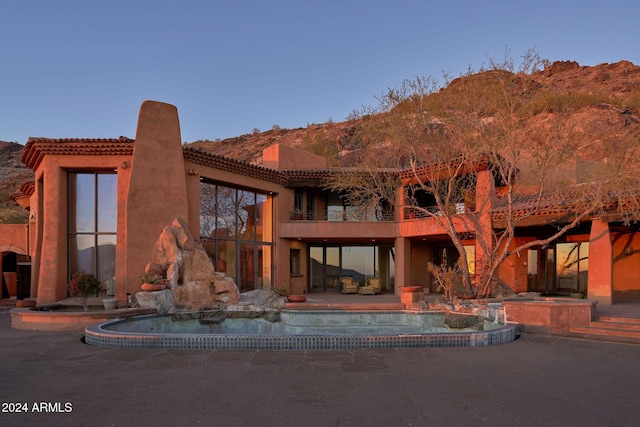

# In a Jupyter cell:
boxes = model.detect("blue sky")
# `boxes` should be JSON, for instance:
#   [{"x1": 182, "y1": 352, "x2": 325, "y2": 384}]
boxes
[{"x1": 2, "y1": 0, "x2": 639, "y2": 145}]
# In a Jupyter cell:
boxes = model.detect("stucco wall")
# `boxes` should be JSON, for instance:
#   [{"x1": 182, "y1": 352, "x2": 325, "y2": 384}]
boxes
[
  {"x1": 263, "y1": 143, "x2": 327, "y2": 170},
  {"x1": 124, "y1": 101, "x2": 188, "y2": 299},
  {"x1": 612, "y1": 231, "x2": 640, "y2": 292},
  {"x1": 31, "y1": 155, "x2": 132, "y2": 303},
  {"x1": 0, "y1": 224, "x2": 29, "y2": 255}
]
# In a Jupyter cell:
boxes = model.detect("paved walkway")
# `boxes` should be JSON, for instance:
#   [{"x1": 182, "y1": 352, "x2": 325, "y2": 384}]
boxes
[{"x1": 1, "y1": 310, "x2": 639, "y2": 426}]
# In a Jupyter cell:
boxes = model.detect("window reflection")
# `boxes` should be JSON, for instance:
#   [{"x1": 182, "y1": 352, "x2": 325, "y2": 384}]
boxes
[
  {"x1": 69, "y1": 174, "x2": 95, "y2": 233},
  {"x1": 68, "y1": 172, "x2": 117, "y2": 285},
  {"x1": 556, "y1": 242, "x2": 589, "y2": 292},
  {"x1": 199, "y1": 181, "x2": 273, "y2": 291},
  {"x1": 309, "y1": 244, "x2": 395, "y2": 292},
  {"x1": 237, "y1": 190, "x2": 255, "y2": 240},
  {"x1": 216, "y1": 185, "x2": 237, "y2": 238},
  {"x1": 97, "y1": 174, "x2": 117, "y2": 233}
]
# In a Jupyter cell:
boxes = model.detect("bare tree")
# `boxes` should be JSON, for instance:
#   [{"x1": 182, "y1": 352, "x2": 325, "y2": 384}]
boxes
[{"x1": 328, "y1": 49, "x2": 640, "y2": 299}]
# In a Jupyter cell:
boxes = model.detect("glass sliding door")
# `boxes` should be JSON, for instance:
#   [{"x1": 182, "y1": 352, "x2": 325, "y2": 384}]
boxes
[
  {"x1": 309, "y1": 244, "x2": 395, "y2": 292},
  {"x1": 310, "y1": 247, "x2": 324, "y2": 291},
  {"x1": 342, "y1": 246, "x2": 374, "y2": 286},
  {"x1": 309, "y1": 246, "x2": 341, "y2": 291},
  {"x1": 325, "y1": 247, "x2": 341, "y2": 291}
]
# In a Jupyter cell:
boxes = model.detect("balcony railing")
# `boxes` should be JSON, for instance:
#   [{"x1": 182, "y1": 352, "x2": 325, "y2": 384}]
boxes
[
  {"x1": 288, "y1": 210, "x2": 395, "y2": 222},
  {"x1": 404, "y1": 203, "x2": 467, "y2": 220},
  {"x1": 288, "y1": 203, "x2": 467, "y2": 222}
]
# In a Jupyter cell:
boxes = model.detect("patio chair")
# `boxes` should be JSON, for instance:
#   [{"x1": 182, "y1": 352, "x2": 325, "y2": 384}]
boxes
[
  {"x1": 340, "y1": 277, "x2": 358, "y2": 294},
  {"x1": 358, "y1": 277, "x2": 382, "y2": 295}
]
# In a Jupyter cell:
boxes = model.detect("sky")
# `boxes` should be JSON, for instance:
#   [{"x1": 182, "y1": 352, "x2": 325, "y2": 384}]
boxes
[{"x1": 2, "y1": 0, "x2": 640, "y2": 145}]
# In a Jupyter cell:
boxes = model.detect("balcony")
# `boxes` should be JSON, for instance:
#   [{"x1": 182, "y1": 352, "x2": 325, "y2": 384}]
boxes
[
  {"x1": 404, "y1": 203, "x2": 467, "y2": 220},
  {"x1": 288, "y1": 210, "x2": 395, "y2": 222}
]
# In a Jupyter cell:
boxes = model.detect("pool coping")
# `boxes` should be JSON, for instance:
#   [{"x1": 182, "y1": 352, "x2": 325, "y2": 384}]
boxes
[{"x1": 85, "y1": 311, "x2": 519, "y2": 350}]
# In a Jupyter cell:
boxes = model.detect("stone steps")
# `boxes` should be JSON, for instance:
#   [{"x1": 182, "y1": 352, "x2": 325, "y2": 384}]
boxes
[
  {"x1": 596, "y1": 316, "x2": 640, "y2": 326},
  {"x1": 562, "y1": 317, "x2": 640, "y2": 345}
]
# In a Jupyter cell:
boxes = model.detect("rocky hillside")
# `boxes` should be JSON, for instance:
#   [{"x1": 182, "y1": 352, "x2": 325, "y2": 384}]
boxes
[
  {"x1": 0, "y1": 141, "x2": 32, "y2": 223},
  {"x1": 188, "y1": 120, "x2": 361, "y2": 167},
  {"x1": 1, "y1": 60, "x2": 639, "y2": 223},
  {"x1": 189, "y1": 60, "x2": 640, "y2": 166}
]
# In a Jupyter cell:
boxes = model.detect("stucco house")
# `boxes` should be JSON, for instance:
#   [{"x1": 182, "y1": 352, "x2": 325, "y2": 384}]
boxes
[{"x1": 1, "y1": 100, "x2": 639, "y2": 306}]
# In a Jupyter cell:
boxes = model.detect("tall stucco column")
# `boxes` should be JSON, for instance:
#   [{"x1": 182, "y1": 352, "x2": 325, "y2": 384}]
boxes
[
  {"x1": 394, "y1": 236, "x2": 411, "y2": 296},
  {"x1": 588, "y1": 219, "x2": 613, "y2": 305},
  {"x1": 123, "y1": 101, "x2": 189, "y2": 297},
  {"x1": 37, "y1": 166, "x2": 68, "y2": 303},
  {"x1": 474, "y1": 170, "x2": 495, "y2": 287}
]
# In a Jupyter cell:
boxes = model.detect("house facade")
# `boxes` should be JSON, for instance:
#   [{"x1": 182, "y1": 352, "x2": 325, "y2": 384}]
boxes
[{"x1": 2, "y1": 100, "x2": 639, "y2": 306}]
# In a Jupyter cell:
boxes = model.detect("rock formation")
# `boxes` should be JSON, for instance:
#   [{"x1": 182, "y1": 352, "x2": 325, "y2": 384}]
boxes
[{"x1": 137, "y1": 217, "x2": 240, "y2": 312}]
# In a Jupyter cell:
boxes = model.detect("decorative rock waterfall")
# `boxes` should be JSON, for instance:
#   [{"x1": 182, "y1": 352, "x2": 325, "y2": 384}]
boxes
[{"x1": 136, "y1": 217, "x2": 240, "y2": 312}]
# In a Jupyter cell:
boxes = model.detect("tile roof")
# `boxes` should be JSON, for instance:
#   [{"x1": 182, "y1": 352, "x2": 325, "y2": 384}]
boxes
[
  {"x1": 20, "y1": 137, "x2": 134, "y2": 170},
  {"x1": 491, "y1": 185, "x2": 622, "y2": 221},
  {"x1": 182, "y1": 146, "x2": 287, "y2": 185},
  {"x1": 398, "y1": 157, "x2": 489, "y2": 182},
  {"x1": 9, "y1": 181, "x2": 35, "y2": 203}
]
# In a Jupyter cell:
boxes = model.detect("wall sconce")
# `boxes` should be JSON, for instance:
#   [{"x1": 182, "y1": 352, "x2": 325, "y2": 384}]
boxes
[
  {"x1": 120, "y1": 161, "x2": 130, "y2": 169},
  {"x1": 188, "y1": 168, "x2": 199, "y2": 176}
]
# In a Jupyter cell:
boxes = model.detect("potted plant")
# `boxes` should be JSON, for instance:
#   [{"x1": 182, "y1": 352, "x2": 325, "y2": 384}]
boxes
[
  {"x1": 138, "y1": 272, "x2": 168, "y2": 291},
  {"x1": 274, "y1": 285, "x2": 287, "y2": 297},
  {"x1": 290, "y1": 208, "x2": 304, "y2": 220},
  {"x1": 67, "y1": 271, "x2": 104, "y2": 311}
]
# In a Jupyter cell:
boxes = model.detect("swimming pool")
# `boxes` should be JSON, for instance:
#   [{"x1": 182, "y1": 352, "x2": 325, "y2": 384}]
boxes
[{"x1": 85, "y1": 310, "x2": 518, "y2": 350}]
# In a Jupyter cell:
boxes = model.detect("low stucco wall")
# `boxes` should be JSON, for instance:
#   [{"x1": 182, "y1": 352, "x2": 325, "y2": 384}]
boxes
[
  {"x1": 502, "y1": 297, "x2": 596, "y2": 335},
  {"x1": 10, "y1": 307, "x2": 156, "y2": 331}
]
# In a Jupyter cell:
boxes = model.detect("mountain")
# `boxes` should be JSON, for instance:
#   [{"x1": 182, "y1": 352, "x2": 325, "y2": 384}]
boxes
[
  {"x1": 188, "y1": 60, "x2": 640, "y2": 167},
  {"x1": 0, "y1": 141, "x2": 31, "y2": 223},
  {"x1": 1, "y1": 60, "x2": 639, "y2": 223}
]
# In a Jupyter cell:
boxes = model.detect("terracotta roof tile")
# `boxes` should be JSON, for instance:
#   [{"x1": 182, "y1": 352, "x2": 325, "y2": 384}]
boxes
[
  {"x1": 9, "y1": 181, "x2": 35, "y2": 202},
  {"x1": 21, "y1": 137, "x2": 134, "y2": 170},
  {"x1": 491, "y1": 185, "x2": 624, "y2": 221},
  {"x1": 183, "y1": 146, "x2": 287, "y2": 185}
]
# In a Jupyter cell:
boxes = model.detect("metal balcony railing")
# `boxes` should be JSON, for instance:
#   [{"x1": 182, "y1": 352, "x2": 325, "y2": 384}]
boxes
[
  {"x1": 288, "y1": 210, "x2": 395, "y2": 222},
  {"x1": 404, "y1": 203, "x2": 467, "y2": 220}
]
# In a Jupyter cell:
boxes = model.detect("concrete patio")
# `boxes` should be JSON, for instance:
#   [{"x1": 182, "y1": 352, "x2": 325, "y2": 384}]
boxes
[{"x1": 1, "y1": 308, "x2": 639, "y2": 426}]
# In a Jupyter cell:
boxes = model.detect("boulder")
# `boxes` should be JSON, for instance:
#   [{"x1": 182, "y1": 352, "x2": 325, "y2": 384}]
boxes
[
  {"x1": 224, "y1": 289, "x2": 286, "y2": 321},
  {"x1": 146, "y1": 217, "x2": 241, "y2": 311},
  {"x1": 444, "y1": 313, "x2": 483, "y2": 329},
  {"x1": 136, "y1": 289, "x2": 175, "y2": 314}
]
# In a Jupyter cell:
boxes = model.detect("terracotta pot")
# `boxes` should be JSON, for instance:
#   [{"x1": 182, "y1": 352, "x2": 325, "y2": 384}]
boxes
[
  {"x1": 141, "y1": 283, "x2": 167, "y2": 292},
  {"x1": 287, "y1": 295, "x2": 307, "y2": 303},
  {"x1": 400, "y1": 286, "x2": 422, "y2": 293}
]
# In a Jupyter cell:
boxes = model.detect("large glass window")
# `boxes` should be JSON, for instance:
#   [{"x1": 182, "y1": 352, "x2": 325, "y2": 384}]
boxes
[
  {"x1": 556, "y1": 242, "x2": 589, "y2": 292},
  {"x1": 68, "y1": 172, "x2": 117, "y2": 285},
  {"x1": 200, "y1": 181, "x2": 274, "y2": 292}
]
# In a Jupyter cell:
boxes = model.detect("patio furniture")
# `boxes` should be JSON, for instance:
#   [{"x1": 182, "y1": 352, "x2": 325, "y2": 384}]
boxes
[
  {"x1": 358, "y1": 277, "x2": 382, "y2": 295},
  {"x1": 340, "y1": 277, "x2": 358, "y2": 294}
]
